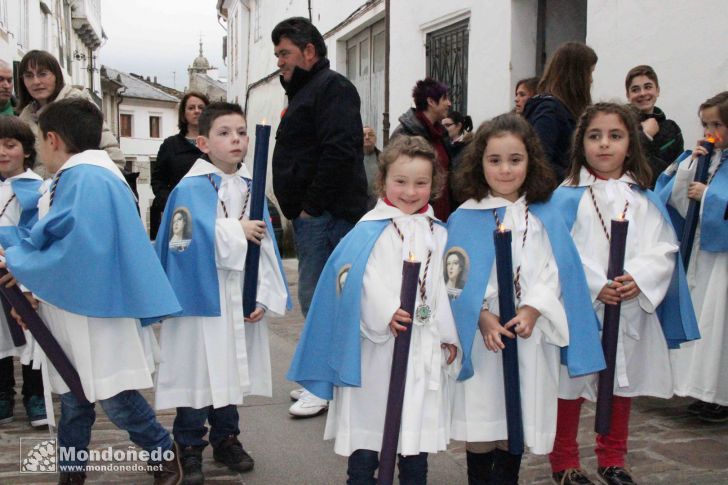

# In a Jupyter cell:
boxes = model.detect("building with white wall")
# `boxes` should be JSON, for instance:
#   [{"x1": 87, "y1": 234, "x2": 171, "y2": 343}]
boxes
[
  {"x1": 218, "y1": 0, "x2": 728, "y2": 184},
  {"x1": 101, "y1": 66, "x2": 180, "y2": 232},
  {"x1": 0, "y1": 0, "x2": 104, "y2": 102}
]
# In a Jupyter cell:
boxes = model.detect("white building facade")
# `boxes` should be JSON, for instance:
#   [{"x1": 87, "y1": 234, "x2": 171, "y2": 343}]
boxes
[
  {"x1": 0, "y1": 0, "x2": 104, "y2": 101},
  {"x1": 218, "y1": 0, "x2": 728, "y2": 176},
  {"x1": 101, "y1": 66, "x2": 180, "y2": 233}
]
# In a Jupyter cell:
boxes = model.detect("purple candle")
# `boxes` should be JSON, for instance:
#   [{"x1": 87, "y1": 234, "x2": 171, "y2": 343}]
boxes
[
  {"x1": 0, "y1": 268, "x2": 88, "y2": 404},
  {"x1": 680, "y1": 138, "x2": 714, "y2": 269},
  {"x1": 595, "y1": 216, "x2": 629, "y2": 435},
  {"x1": 378, "y1": 255, "x2": 421, "y2": 485},
  {"x1": 1, "y1": 294, "x2": 26, "y2": 346},
  {"x1": 493, "y1": 224, "x2": 524, "y2": 455},
  {"x1": 242, "y1": 122, "x2": 271, "y2": 317}
]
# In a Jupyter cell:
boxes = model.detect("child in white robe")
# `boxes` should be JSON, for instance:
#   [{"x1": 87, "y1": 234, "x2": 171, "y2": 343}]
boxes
[
  {"x1": 1, "y1": 98, "x2": 182, "y2": 483},
  {"x1": 289, "y1": 135, "x2": 459, "y2": 484},
  {"x1": 549, "y1": 103, "x2": 694, "y2": 485},
  {"x1": 154, "y1": 102, "x2": 288, "y2": 483},
  {"x1": 666, "y1": 92, "x2": 728, "y2": 422},
  {"x1": 448, "y1": 113, "x2": 602, "y2": 485},
  {"x1": 0, "y1": 117, "x2": 45, "y2": 427}
]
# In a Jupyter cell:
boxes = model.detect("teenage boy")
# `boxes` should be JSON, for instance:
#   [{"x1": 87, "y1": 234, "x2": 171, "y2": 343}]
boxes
[{"x1": 1, "y1": 97, "x2": 183, "y2": 485}]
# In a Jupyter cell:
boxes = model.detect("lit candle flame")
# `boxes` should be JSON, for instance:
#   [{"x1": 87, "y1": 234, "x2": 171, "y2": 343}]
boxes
[
  {"x1": 618, "y1": 213, "x2": 625, "y2": 221},
  {"x1": 498, "y1": 224, "x2": 507, "y2": 233},
  {"x1": 408, "y1": 251, "x2": 416, "y2": 262},
  {"x1": 261, "y1": 118, "x2": 268, "y2": 125},
  {"x1": 706, "y1": 135, "x2": 717, "y2": 144}
]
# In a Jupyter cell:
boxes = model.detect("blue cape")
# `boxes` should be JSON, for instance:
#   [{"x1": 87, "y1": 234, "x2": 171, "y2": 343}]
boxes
[
  {"x1": 551, "y1": 185, "x2": 699, "y2": 348},
  {"x1": 446, "y1": 201, "x2": 605, "y2": 381},
  {"x1": 154, "y1": 173, "x2": 291, "y2": 319},
  {"x1": 0, "y1": 178, "x2": 42, "y2": 248},
  {"x1": 287, "y1": 219, "x2": 443, "y2": 400},
  {"x1": 6, "y1": 163, "x2": 181, "y2": 322},
  {"x1": 655, "y1": 150, "x2": 728, "y2": 253}
]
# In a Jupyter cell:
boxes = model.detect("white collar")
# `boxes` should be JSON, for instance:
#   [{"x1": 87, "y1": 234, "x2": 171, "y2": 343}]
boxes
[
  {"x1": 57, "y1": 150, "x2": 128, "y2": 186},
  {"x1": 359, "y1": 198, "x2": 437, "y2": 222},
  {"x1": 184, "y1": 158, "x2": 252, "y2": 179},
  {"x1": 458, "y1": 194, "x2": 527, "y2": 210},
  {"x1": 8, "y1": 168, "x2": 43, "y2": 182},
  {"x1": 564, "y1": 167, "x2": 638, "y2": 187}
]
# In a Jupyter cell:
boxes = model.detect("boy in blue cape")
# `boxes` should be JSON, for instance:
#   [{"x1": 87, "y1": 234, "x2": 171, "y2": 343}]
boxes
[
  {"x1": 154, "y1": 102, "x2": 290, "y2": 484},
  {"x1": 0, "y1": 116, "x2": 45, "y2": 428},
  {"x1": 0, "y1": 98, "x2": 183, "y2": 484}
]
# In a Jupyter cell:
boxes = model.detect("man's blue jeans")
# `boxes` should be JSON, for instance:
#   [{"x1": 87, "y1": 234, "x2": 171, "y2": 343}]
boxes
[
  {"x1": 173, "y1": 404, "x2": 239, "y2": 448},
  {"x1": 58, "y1": 390, "x2": 173, "y2": 472},
  {"x1": 292, "y1": 211, "x2": 354, "y2": 316}
]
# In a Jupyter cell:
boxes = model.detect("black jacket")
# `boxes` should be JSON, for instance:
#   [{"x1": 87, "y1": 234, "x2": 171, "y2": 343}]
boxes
[
  {"x1": 523, "y1": 95, "x2": 575, "y2": 182},
  {"x1": 272, "y1": 58, "x2": 367, "y2": 222},
  {"x1": 639, "y1": 106, "x2": 684, "y2": 186},
  {"x1": 150, "y1": 132, "x2": 202, "y2": 237}
]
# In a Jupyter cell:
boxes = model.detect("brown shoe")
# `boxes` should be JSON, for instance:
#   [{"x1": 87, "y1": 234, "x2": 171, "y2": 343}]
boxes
[
  {"x1": 154, "y1": 442, "x2": 183, "y2": 485},
  {"x1": 58, "y1": 472, "x2": 86, "y2": 485}
]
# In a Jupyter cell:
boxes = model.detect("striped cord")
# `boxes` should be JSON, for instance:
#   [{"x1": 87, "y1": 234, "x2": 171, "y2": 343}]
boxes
[
  {"x1": 492, "y1": 205, "x2": 529, "y2": 300},
  {"x1": 206, "y1": 174, "x2": 251, "y2": 219},
  {"x1": 391, "y1": 218, "x2": 434, "y2": 304},
  {"x1": 588, "y1": 185, "x2": 630, "y2": 242}
]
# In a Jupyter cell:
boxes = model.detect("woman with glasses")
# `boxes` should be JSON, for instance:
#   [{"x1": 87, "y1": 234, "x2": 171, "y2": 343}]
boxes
[
  {"x1": 17, "y1": 50, "x2": 124, "y2": 173},
  {"x1": 441, "y1": 111, "x2": 473, "y2": 169}
]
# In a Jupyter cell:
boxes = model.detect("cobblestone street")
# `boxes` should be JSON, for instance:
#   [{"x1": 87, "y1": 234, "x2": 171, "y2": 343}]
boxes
[{"x1": 0, "y1": 259, "x2": 726, "y2": 484}]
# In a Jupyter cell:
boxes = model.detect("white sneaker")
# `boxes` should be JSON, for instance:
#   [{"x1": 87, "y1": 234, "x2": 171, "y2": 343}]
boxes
[
  {"x1": 289, "y1": 388, "x2": 304, "y2": 401},
  {"x1": 288, "y1": 389, "x2": 328, "y2": 418}
]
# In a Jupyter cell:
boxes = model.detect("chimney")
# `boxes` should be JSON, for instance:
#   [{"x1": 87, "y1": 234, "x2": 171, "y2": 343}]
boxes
[{"x1": 154, "y1": 76, "x2": 157, "y2": 84}]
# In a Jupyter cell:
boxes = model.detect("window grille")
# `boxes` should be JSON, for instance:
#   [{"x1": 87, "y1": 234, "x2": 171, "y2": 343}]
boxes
[{"x1": 426, "y1": 19, "x2": 469, "y2": 114}]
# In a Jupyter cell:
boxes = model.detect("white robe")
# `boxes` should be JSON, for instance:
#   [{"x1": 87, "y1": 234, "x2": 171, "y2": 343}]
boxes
[
  {"x1": 0, "y1": 169, "x2": 42, "y2": 362},
  {"x1": 558, "y1": 169, "x2": 677, "y2": 400},
  {"x1": 669, "y1": 151, "x2": 728, "y2": 404},
  {"x1": 324, "y1": 201, "x2": 461, "y2": 457},
  {"x1": 22, "y1": 153, "x2": 158, "y2": 426},
  {"x1": 155, "y1": 161, "x2": 288, "y2": 410},
  {"x1": 449, "y1": 196, "x2": 569, "y2": 455}
]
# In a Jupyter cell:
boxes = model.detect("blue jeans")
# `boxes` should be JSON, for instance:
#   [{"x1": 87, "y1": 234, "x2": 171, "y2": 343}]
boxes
[
  {"x1": 172, "y1": 404, "x2": 239, "y2": 448},
  {"x1": 58, "y1": 391, "x2": 172, "y2": 472},
  {"x1": 292, "y1": 211, "x2": 354, "y2": 316},
  {"x1": 347, "y1": 449, "x2": 428, "y2": 485}
]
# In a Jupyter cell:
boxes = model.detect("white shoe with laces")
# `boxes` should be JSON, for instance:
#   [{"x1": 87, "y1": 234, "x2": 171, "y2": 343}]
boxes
[
  {"x1": 288, "y1": 389, "x2": 328, "y2": 418},
  {"x1": 289, "y1": 388, "x2": 304, "y2": 401}
]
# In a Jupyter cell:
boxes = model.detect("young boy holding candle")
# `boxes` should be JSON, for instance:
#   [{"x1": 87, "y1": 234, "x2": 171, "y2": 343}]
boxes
[
  {"x1": 548, "y1": 103, "x2": 698, "y2": 485},
  {"x1": 287, "y1": 135, "x2": 459, "y2": 484},
  {"x1": 447, "y1": 113, "x2": 604, "y2": 485},
  {"x1": 0, "y1": 98, "x2": 183, "y2": 484},
  {"x1": 0, "y1": 116, "x2": 46, "y2": 428},
  {"x1": 153, "y1": 102, "x2": 290, "y2": 484},
  {"x1": 658, "y1": 92, "x2": 728, "y2": 422}
]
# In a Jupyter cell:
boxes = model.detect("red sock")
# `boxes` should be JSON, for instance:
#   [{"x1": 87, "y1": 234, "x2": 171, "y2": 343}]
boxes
[
  {"x1": 595, "y1": 396, "x2": 631, "y2": 468},
  {"x1": 549, "y1": 398, "x2": 584, "y2": 473}
]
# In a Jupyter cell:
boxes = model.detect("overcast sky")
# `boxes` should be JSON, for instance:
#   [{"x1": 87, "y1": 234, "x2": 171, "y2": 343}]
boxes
[{"x1": 98, "y1": 0, "x2": 228, "y2": 91}]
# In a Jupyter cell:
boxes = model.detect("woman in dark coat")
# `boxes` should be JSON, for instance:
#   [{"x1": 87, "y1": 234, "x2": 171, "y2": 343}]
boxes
[
  {"x1": 523, "y1": 42, "x2": 598, "y2": 182},
  {"x1": 150, "y1": 91, "x2": 209, "y2": 238}
]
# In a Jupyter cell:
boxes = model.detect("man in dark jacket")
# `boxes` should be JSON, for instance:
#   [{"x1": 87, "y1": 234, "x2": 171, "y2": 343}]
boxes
[
  {"x1": 272, "y1": 16, "x2": 367, "y2": 417},
  {"x1": 391, "y1": 77, "x2": 452, "y2": 219}
]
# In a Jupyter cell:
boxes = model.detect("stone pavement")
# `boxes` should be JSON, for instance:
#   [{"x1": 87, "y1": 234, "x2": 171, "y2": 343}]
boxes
[{"x1": 0, "y1": 258, "x2": 726, "y2": 484}]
